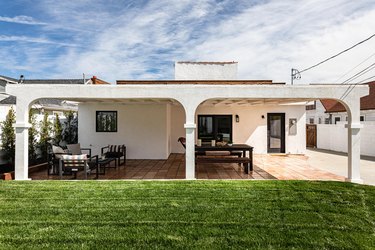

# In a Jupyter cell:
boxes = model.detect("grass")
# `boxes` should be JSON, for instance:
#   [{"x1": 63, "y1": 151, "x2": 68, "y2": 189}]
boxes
[{"x1": 0, "y1": 181, "x2": 374, "y2": 249}]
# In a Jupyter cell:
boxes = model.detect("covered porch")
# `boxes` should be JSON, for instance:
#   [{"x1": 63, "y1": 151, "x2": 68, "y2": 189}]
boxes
[{"x1": 6, "y1": 82, "x2": 368, "y2": 183}]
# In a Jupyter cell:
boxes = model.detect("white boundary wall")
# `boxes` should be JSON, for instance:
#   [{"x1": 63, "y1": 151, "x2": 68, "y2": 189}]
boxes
[{"x1": 317, "y1": 122, "x2": 375, "y2": 157}]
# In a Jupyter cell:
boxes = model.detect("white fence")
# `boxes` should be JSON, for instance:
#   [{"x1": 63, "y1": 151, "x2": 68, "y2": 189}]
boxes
[{"x1": 317, "y1": 122, "x2": 375, "y2": 157}]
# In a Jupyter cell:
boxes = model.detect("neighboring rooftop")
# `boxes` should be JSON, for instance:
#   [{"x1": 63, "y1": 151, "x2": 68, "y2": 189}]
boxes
[
  {"x1": 0, "y1": 95, "x2": 15, "y2": 105},
  {"x1": 0, "y1": 75, "x2": 109, "y2": 106},
  {"x1": 321, "y1": 81, "x2": 375, "y2": 112},
  {"x1": 0, "y1": 75, "x2": 111, "y2": 85}
]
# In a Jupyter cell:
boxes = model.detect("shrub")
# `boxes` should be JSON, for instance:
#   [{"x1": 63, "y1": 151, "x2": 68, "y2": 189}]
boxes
[
  {"x1": 62, "y1": 111, "x2": 78, "y2": 144},
  {"x1": 53, "y1": 113, "x2": 63, "y2": 145},
  {"x1": 28, "y1": 109, "x2": 37, "y2": 162},
  {"x1": 0, "y1": 107, "x2": 16, "y2": 163},
  {"x1": 39, "y1": 112, "x2": 51, "y2": 161}
]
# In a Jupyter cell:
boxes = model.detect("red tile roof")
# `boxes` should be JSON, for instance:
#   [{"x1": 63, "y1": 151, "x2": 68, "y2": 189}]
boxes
[
  {"x1": 91, "y1": 76, "x2": 111, "y2": 85},
  {"x1": 321, "y1": 81, "x2": 375, "y2": 112}
]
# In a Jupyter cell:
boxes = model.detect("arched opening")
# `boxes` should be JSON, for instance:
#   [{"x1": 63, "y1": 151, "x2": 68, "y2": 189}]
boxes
[
  {"x1": 305, "y1": 98, "x2": 373, "y2": 183},
  {"x1": 27, "y1": 97, "x2": 188, "y2": 180},
  {"x1": 192, "y1": 97, "x2": 358, "y2": 180}
]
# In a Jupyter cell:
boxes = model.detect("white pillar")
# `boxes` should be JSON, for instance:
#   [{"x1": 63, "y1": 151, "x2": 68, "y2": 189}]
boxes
[
  {"x1": 184, "y1": 123, "x2": 196, "y2": 180},
  {"x1": 345, "y1": 123, "x2": 363, "y2": 184},
  {"x1": 14, "y1": 122, "x2": 31, "y2": 180}
]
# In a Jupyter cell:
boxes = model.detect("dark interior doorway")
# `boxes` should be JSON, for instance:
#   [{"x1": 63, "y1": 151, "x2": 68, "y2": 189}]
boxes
[{"x1": 267, "y1": 113, "x2": 285, "y2": 153}]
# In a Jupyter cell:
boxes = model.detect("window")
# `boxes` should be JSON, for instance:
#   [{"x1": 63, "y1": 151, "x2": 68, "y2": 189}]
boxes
[
  {"x1": 318, "y1": 118, "x2": 322, "y2": 124},
  {"x1": 334, "y1": 117, "x2": 340, "y2": 124},
  {"x1": 309, "y1": 118, "x2": 314, "y2": 124},
  {"x1": 306, "y1": 101, "x2": 316, "y2": 110},
  {"x1": 198, "y1": 115, "x2": 232, "y2": 142},
  {"x1": 360, "y1": 116, "x2": 365, "y2": 121},
  {"x1": 96, "y1": 111, "x2": 117, "y2": 132}
]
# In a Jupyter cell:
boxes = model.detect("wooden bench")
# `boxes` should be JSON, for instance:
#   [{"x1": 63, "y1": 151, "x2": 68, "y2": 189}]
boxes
[{"x1": 195, "y1": 156, "x2": 253, "y2": 174}]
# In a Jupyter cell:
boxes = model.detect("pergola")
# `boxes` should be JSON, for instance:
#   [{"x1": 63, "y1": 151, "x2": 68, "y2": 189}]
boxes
[{"x1": 6, "y1": 82, "x2": 368, "y2": 183}]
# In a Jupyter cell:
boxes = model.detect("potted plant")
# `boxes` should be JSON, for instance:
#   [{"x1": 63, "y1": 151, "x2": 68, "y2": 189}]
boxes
[{"x1": 227, "y1": 140, "x2": 233, "y2": 146}]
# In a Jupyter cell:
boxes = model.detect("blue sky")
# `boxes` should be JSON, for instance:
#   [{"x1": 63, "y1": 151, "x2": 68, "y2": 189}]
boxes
[{"x1": 0, "y1": 0, "x2": 375, "y2": 83}]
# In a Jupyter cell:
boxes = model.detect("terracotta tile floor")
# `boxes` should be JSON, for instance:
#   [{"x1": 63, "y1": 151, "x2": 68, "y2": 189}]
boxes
[{"x1": 29, "y1": 153, "x2": 344, "y2": 181}]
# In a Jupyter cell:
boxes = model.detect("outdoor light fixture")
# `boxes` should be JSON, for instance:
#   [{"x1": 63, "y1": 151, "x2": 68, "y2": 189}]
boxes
[
  {"x1": 235, "y1": 114, "x2": 240, "y2": 123},
  {"x1": 261, "y1": 115, "x2": 265, "y2": 119}
]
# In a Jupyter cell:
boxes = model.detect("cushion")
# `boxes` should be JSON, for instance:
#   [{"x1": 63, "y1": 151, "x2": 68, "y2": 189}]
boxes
[
  {"x1": 67, "y1": 144, "x2": 81, "y2": 155},
  {"x1": 205, "y1": 151, "x2": 231, "y2": 156},
  {"x1": 108, "y1": 145, "x2": 125, "y2": 153},
  {"x1": 52, "y1": 145, "x2": 68, "y2": 159},
  {"x1": 61, "y1": 154, "x2": 88, "y2": 169},
  {"x1": 106, "y1": 152, "x2": 123, "y2": 158},
  {"x1": 62, "y1": 154, "x2": 87, "y2": 160},
  {"x1": 52, "y1": 145, "x2": 65, "y2": 154}
]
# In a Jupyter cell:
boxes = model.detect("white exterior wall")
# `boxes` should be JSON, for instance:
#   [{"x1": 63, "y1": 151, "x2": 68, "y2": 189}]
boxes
[
  {"x1": 78, "y1": 102, "x2": 306, "y2": 158},
  {"x1": 317, "y1": 122, "x2": 375, "y2": 157},
  {"x1": 170, "y1": 105, "x2": 186, "y2": 154},
  {"x1": 363, "y1": 110, "x2": 375, "y2": 121},
  {"x1": 175, "y1": 62, "x2": 238, "y2": 80},
  {"x1": 78, "y1": 103, "x2": 171, "y2": 159},
  {"x1": 196, "y1": 104, "x2": 306, "y2": 154}
]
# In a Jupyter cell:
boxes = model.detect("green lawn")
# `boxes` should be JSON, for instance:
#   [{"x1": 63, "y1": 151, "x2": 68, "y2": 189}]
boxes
[{"x1": 0, "y1": 181, "x2": 374, "y2": 249}]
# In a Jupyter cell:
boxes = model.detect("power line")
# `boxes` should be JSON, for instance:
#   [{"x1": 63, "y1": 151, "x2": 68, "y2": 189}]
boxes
[
  {"x1": 341, "y1": 62, "x2": 375, "y2": 84},
  {"x1": 299, "y1": 33, "x2": 375, "y2": 74},
  {"x1": 334, "y1": 52, "x2": 375, "y2": 82},
  {"x1": 338, "y1": 62, "x2": 375, "y2": 100},
  {"x1": 340, "y1": 75, "x2": 375, "y2": 100}
]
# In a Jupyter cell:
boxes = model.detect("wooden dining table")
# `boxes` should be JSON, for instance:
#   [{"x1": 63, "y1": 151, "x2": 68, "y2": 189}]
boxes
[{"x1": 195, "y1": 144, "x2": 254, "y2": 173}]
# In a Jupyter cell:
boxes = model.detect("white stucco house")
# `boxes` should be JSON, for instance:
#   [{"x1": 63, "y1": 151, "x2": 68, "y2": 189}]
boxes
[
  {"x1": 306, "y1": 81, "x2": 375, "y2": 125},
  {"x1": 4, "y1": 62, "x2": 369, "y2": 183},
  {"x1": 306, "y1": 100, "x2": 330, "y2": 124}
]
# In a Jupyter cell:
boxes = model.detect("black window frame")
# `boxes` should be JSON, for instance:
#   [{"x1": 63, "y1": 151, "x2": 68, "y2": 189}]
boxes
[
  {"x1": 96, "y1": 111, "x2": 118, "y2": 132},
  {"x1": 197, "y1": 115, "x2": 233, "y2": 142}
]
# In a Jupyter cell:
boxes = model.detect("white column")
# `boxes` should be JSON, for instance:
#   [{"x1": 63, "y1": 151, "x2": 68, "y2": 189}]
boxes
[
  {"x1": 184, "y1": 123, "x2": 196, "y2": 180},
  {"x1": 345, "y1": 123, "x2": 363, "y2": 184},
  {"x1": 14, "y1": 122, "x2": 31, "y2": 180}
]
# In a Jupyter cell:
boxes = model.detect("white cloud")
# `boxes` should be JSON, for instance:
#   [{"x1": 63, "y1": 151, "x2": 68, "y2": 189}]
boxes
[
  {"x1": 0, "y1": 35, "x2": 81, "y2": 47},
  {"x1": 2, "y1": 0, "x2": 375, "y2": 84},
  {"x1": 0, "y1": 15, "x2": 46, "y2": 25}
]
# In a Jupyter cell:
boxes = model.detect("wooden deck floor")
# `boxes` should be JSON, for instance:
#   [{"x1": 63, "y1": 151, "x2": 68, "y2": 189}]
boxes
[{"x1": 29, "y1": 153, "x2": 344, "y2": 181}]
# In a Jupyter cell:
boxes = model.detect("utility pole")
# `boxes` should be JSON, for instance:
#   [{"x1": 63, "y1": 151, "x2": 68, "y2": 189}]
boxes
[{"x1": 291, "y1": 68, "x2": 301, "y2": 85}]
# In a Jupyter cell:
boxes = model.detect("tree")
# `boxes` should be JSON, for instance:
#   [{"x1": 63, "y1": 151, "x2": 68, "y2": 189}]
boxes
[
  {"x1": 28, "y1": 109, "x2": 37, "y2": 162},
  {"x1": 39, "y1": 112, "x2": 51, "y2": 161},
  {"x1": 53, "y1": 113, "x2": 63, "y2": 145},
  {"x1": 0, "y1": 107, "x2": 16, "y2": 163},
  {"x1": 62, "y1": 111, "x2": 78, "y2": 144}
]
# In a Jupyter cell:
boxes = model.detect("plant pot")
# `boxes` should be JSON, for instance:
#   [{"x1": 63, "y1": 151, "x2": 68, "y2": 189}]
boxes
[{"x1": 2, "y1": 173, "x2": 12, "y2": 180}]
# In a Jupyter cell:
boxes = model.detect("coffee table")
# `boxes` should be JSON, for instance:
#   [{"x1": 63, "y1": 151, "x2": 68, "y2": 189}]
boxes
[{"x1": 97, "y1": 157, "x2": 116, "y2": 175}]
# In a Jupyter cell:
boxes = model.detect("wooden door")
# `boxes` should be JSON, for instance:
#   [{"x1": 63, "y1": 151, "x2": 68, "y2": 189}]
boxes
[{"x1": 306, "y1": 124, "x2": 317, "y2": 148}]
